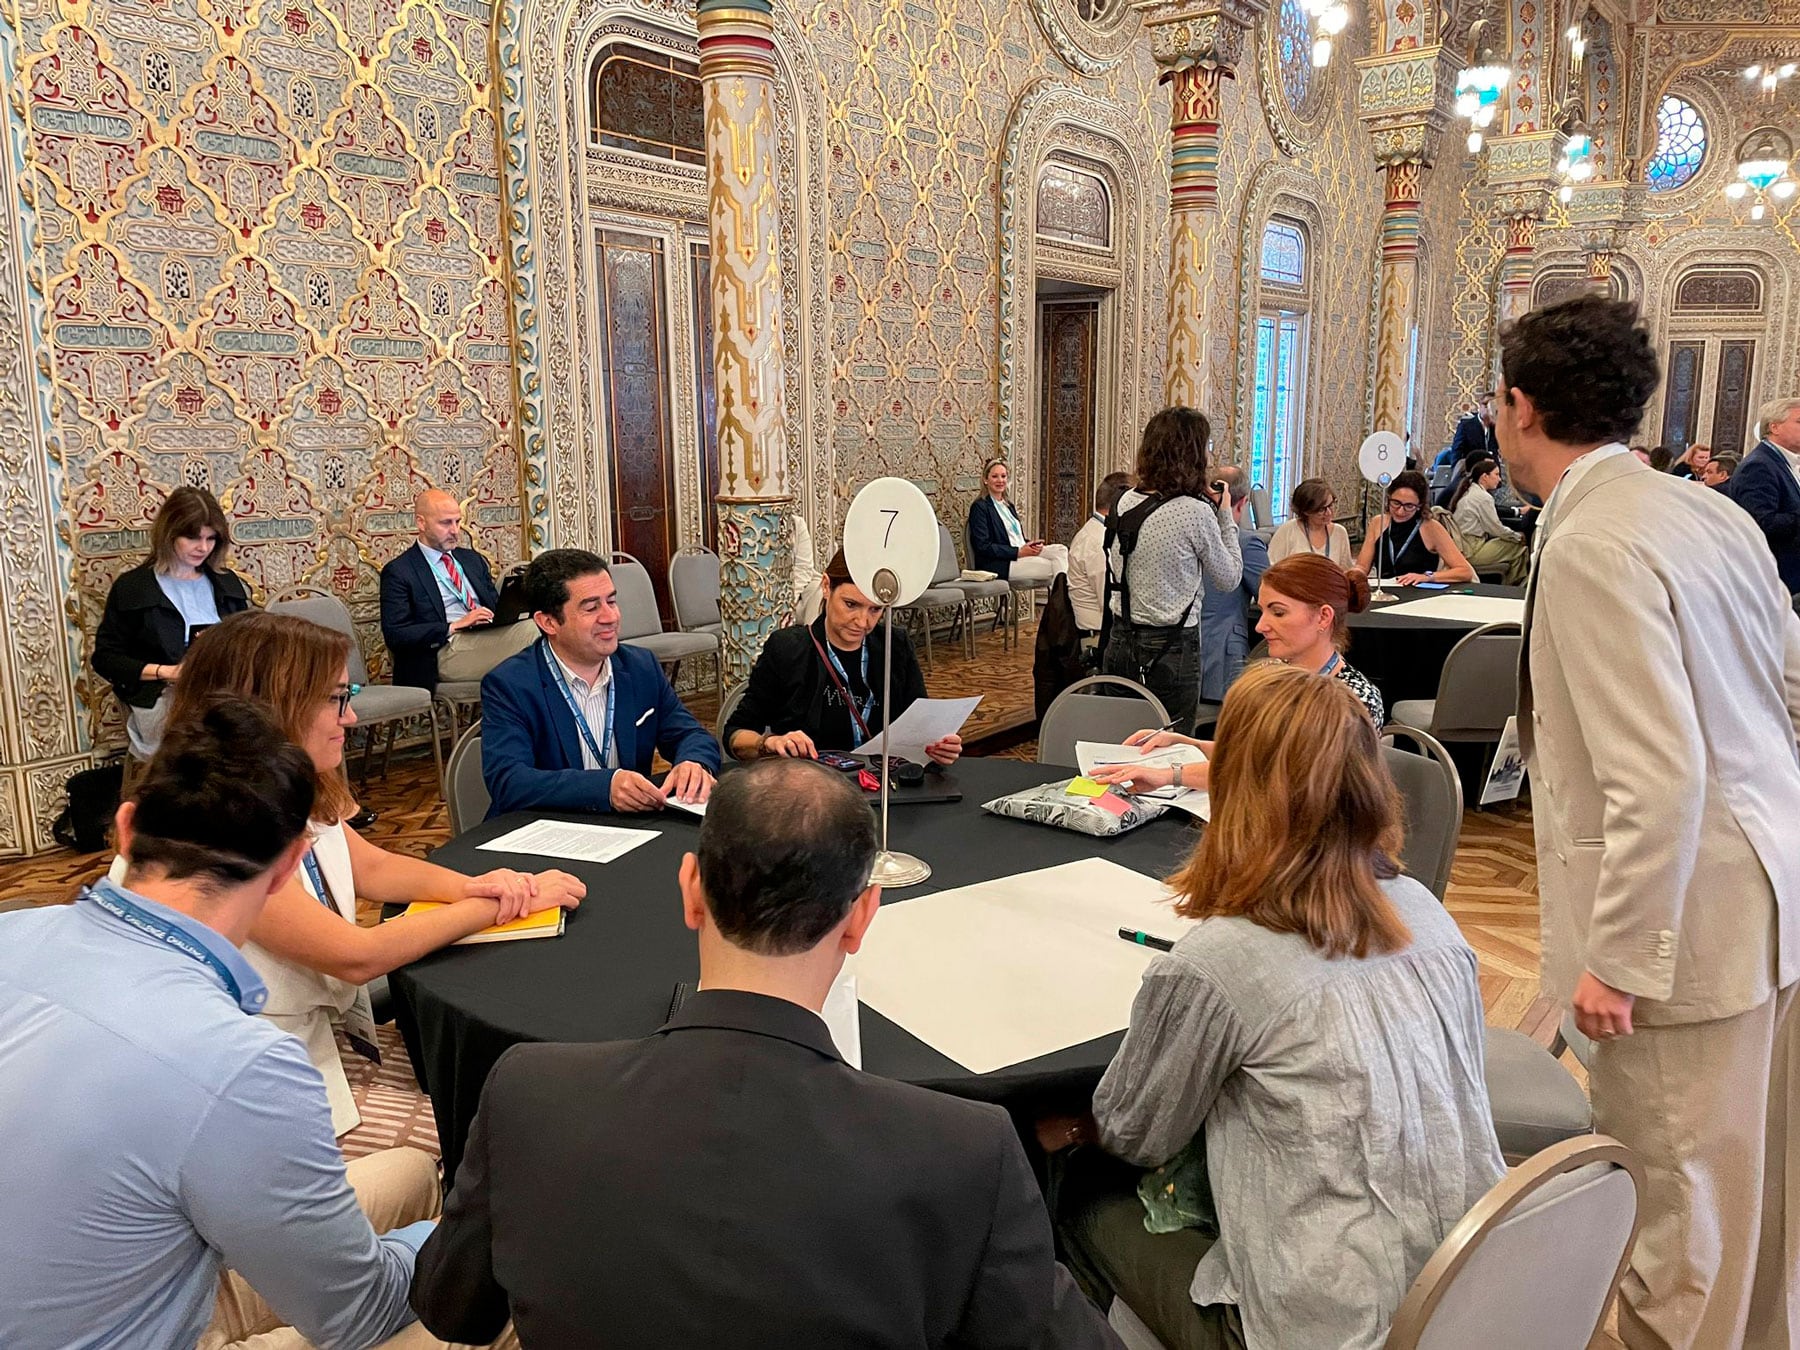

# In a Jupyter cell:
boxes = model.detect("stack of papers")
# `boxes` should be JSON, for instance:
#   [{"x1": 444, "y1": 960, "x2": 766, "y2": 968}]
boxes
[
  {"x1": 1075, "y1": 741, "x2": 1211, "y2": 820},
  {"x1": 396, "y1": 901, "x2": 566, "y2": 945},
  {"x1": 477, "y1": 818, "x2": 659, "y2": 864},
  {"x1": 848, "y1": 859, "x2": 1195, "y2": 1073}
]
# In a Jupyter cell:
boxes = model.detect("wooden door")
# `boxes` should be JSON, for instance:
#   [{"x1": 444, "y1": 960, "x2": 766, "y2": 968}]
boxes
[
  {"x1": 596, "y1": 228, "x2": 676, "y2": 624},
  {"x1": 1711, "y1": 339, "x2": 1755, "y2": 456},
  {"x1": 1038, "y1": 299, "x2": 1098, "y2": 545}
]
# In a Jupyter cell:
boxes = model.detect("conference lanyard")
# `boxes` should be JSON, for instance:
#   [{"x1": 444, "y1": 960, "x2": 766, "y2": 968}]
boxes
[
  {"x1": 810, "y1": 632, "x2": 875, "y2": 748},
  {"x1": 301, "y1": 849, "x2": 343, "y2": 917},
  {"x1": 83, "y1": 879, "x2": 256, "y2": 1011},
  {"x1": 297, "y1": 846, "x2": 381, "y2": 1062},
  {"x1": 541, "y1": 639, "x2": 615, "y2": 768},
  {"x1": 434, "y1": 552, "x2": 475, "y2": 609},
  {"x1": 1318, "y1": 652, "x2": 1342, "y2": 678},
  {"x1": 1380, "y1": 519, "x2": 1422, "y2": 575}
]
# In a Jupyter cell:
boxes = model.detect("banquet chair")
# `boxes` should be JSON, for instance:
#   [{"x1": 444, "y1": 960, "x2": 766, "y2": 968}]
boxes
[
  {"x1": 1388, "y1": 623, "x2": 1521, "y2": 769},
  {"x1": 1379, "y1": 726, "x2": 1461, "y2": 902},
  {"x1": 1248, "y1": 483, "x2": 1274, "y2": 531},
  {"x1": 1037, "y1": 676, "x2": 1171, "y2": 769},
  {"x1": 900, "y1": 528, "x2": 973, "y2": 667},
  {"x1": 444, "y1": 724, "x2": 489, "y2": 835},
  {"x1": 268, "y1": 589, "x2": 443, "y2": 793},
  {"x1": 669, "y1": 548, "x2": 726, "y2": 702},
  {"x1": 716, "y1": 681, "x2": 748, "y2": 744},
  {"x1": 1384, "y1": 1135, "x2": 1643, "y2": 1349},
  {"x1": 611, "y1": 554, "x2": 721, "y2": 696},
  {"x1": 944, "y1": 524, "x2": 1012, "y2": 649}
]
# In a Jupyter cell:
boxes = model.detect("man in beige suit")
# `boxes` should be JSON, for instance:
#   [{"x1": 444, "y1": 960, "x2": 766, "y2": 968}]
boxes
[{"x1": 1499, "y1": 295, "x2": 1800, "y2": 1349}]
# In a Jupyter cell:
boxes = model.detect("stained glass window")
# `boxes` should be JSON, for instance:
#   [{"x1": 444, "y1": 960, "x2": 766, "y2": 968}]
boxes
[
  {"x1": 1645, "y1": 95, "x2": 1706, "y2": 192},
  {"x1": 1260, "y1": 220, "x2": 1306, "y2": 287},
  {"x1": 1277, "y1": 0, "x2": 1317, "y2": 117},
  {"x1": 1250, "y1": 314, "x2": 1304, "y2": 514}
]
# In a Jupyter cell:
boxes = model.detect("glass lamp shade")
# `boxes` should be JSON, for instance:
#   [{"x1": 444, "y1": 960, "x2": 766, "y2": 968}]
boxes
[{"x1": 1739, "y1": 158, "x2": 1789, "y2": 191}]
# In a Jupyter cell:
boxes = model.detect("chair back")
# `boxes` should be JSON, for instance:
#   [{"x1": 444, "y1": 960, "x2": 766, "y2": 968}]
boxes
[
  {"x1": 445, "y1": 724, "x2": 489, "y2": 834},
  {"x1": 1249, "y1": 483, "x2": 1274, "y2": 530},
  {"x1": 933, "y1": 524, "x2": 961, "y2": 585},
  {"x1": 669, "y1": 549, "x2": 722, "y2": 631},
  {"x1": 1431, "y1": 622, "x2": 1521, "y2": 740},
  {"x1": 717, "y1": 681, "x2": 749, "y2": 743},
  {"x1": 1380, "y1": 725, "x2": 1462, "y2": 900},
  {"x1": 1037, "y1": 676, "x2": 1172, "y2": 768},
  {"x1": 608, "y1": 554, "x2": 665, "y2": 641},
  {"x1": 267, "y1": 590, "x2": 372, "y2": 685},
  {"x1": 1384, "y1": 1136, "x2": 1644, "y2": 1350}
]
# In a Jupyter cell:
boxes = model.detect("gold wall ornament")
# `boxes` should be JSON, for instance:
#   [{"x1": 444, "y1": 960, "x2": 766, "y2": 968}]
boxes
[
  {"x1": 1164, "y1": 62, "x2": 1226, "y2": 409},
  {"x1": 1371, "y1": 157, "x2": 1424, "y2": 436}
]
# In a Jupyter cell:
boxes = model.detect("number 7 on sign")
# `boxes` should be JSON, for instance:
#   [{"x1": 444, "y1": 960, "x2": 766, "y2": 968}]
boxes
[{"x1": 880, "y1": 509, "x2": 899, "y2": 546}]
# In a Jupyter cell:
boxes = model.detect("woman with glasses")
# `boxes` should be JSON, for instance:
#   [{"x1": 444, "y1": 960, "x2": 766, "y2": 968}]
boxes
[
  {"x1": 141, "y1": 611, "x2": 585, "y2": 1135},
  {"x1": 1266, "y1": 477, "x2": 1352, "y2": 567},
  {"x1": 1353, "y1": 468, "x2": 1474, "y2": 586}
]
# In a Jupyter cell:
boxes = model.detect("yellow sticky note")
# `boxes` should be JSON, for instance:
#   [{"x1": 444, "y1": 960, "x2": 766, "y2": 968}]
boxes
[{"x1": 1065, "y1": 777, "x2": 1108, "y2": 798}]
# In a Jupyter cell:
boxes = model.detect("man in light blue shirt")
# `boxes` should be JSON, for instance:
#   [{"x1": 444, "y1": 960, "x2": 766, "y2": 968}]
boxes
[{"x1": 0, "y1": 698, "x2": 474, "y2": 1350}]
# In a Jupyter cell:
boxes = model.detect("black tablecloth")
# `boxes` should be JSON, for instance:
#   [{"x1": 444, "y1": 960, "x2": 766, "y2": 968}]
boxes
[
  {"x1": 1345, "y1": 583, "x2": 1524, "y2": 709},
  {"x1": 391, "y1": 758, "x2": 1200, "y2": 1180}
]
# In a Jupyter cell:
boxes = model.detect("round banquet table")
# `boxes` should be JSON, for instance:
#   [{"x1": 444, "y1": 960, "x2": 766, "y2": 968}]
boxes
[
  {"x1": 390, "y1": 757, "x2": 1200, "y2": 1181},
  {"x1": 1345, "y1": 582, "x2": 1525, "y2": 710}
]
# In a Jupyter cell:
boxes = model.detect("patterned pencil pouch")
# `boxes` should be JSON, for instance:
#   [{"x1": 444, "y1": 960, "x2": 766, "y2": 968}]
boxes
[{"x1": 980, "y1": 777, "x2": 1170, "y2": 836}]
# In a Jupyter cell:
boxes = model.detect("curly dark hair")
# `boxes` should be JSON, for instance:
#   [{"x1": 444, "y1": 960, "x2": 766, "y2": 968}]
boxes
[
  {"x1": 1499, "y1": 297, "x2": 1659, "y2": 446},
  {"x1": 1134, "y1": 407, "x2": 1212, "y2": 497}
]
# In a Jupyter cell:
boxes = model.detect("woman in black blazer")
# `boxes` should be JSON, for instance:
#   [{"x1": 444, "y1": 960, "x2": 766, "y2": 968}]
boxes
[
  {"x1": 92, "y1": 487, "x2": 250, "y2": 767},
  {"x1": 967, "y1": 458, "x2": 1068, "y2": 581}
]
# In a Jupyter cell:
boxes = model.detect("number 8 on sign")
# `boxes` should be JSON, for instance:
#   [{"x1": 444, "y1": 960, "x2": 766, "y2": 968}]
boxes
[
  {"x1": 843, "y1": 478, "x2": 940, "y2": 609},
  {"x1": 1358, "y1": 431, "x2": 1405, "y2": 487}
]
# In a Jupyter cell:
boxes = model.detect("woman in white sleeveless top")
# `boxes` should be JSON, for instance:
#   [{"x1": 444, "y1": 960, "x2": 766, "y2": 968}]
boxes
[{"x1": 158, "y1": 611, "x2": 585, "y2": 1135}]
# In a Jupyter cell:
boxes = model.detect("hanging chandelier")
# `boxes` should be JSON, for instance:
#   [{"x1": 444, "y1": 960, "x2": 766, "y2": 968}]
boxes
[
  {"x1": 1298, "y1": 0, "x2": 1350, "y2": 70},
  {"x1": 1456, "y1": 21, "x2": 1512, "y2": 154},
  {"x1": 1556, "y1": 115, "x2": 1595, "y2": 203},
  {"x1": 1725, "y1": 126, "x2": 1797, "y2": 222}
]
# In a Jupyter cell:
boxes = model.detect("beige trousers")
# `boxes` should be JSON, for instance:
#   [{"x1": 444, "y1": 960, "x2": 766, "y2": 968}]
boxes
[
  {"x1": 1592, "y1": 984, "x2": 1799, "y2": 1350},
  {"x1": 436, "y1": 620, "x2": 539, "y2": 684},
  {"x1": 199, "y1": 1148, "x2": 517, "y2": 1350}
]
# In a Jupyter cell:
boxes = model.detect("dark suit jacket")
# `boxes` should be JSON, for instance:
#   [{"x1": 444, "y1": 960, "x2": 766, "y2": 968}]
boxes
[
  {"x1": 968, "y1": 495, "x2": 1027, "y2": 579},
  {"x1": 411, "y1": 990, "x2": 1120, "y2": 1350},
  {"x1": 479, "y1": 639, "x2": 721, "y2": 816},
  {"x1": 91, "y1": 562, "x2": 250, "y2": 708},
  {"x1": 1728, "y1": 441, "x2": 1800, "y2": 593},
  {"x1": 379, "y1": 544, "x2": 501, "y2": 691},
  {"x1": 723, "y1": 617, "x2": 927, "y2": 753},
  {"x1": 1449, "y1": 412, "x2": 1498, "y2": 464}
]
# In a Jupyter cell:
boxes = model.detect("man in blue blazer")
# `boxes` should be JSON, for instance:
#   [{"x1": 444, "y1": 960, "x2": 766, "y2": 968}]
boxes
[
  {"x1": 480, "y1": 549, "x2": 720, "y2": 816},
  {"x1": 380, "y1": 489, "x2": 533, "y2": 691},
  {"x1": 1730, "y1": 398, "x2": 1800, "y2": 595}
]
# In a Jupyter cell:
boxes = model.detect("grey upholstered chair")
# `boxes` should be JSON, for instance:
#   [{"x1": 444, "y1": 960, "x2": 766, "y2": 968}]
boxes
[
  {"x1": 1380, "y1": 726, "x2": 1462, "y2": 902},
  {"x1": 715, "y1": 680, "x2": 748, "y2": 745},
  {"x1": 669, "y1": 547, "x2": 726, "y2": 700},
  {"x1": 1384, "y1": 1135, "x2": 1643, "y2": 1349},
  {"x1": 444, "y1": 723, "x2": 489, "y2": 836},
  {"x1": 610, "y1": 552, "x2": 721, "y2": 698},
  {"x1": 268, "y1": 589, "x2": 443, "y2": 792},
  {"x1": 1036, "y1": 676, "x2": 1171, "y2": 770},
  {"x1": 1248, "y1": 483, "x2": 1274, "y2": 531},
  {"x1": 943, "y1": 523, "x2": 1012, "y2": 649},
  {"x1": 900, "y1": 528, "x2": 972, "y2": 667},
  {"x1": 1388, "y1": 622, "x2": 1521, "y2": 757}
]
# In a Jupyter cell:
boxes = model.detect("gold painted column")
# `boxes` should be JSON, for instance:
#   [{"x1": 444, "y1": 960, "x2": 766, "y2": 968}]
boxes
[
  {"x1": 1497, "y1": 211, "x2": 1540, "y2": 324},
  {"x1": 1163, "y1": 61, "x2": 1226, "y2": 410},
  {"x1": 697, "y1": 0, "x2": 792, "y2": 685},
  {"x1": 1371, "y1": 158, "x2": 1424, "y2": 436}
]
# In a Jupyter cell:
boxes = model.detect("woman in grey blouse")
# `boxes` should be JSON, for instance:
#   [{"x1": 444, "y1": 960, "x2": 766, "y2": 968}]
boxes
[
  {"x1": 1101, "y1": 407, "x2": 1241, "y2": 733},
  {"x1": 1056, "y1": 662, "x2": 1503, "y2": 1350}
]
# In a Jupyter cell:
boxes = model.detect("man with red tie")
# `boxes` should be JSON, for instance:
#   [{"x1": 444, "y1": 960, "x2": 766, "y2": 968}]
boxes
[{"x1": 380, "y1": 489, "x2": 535, "y2": 691}]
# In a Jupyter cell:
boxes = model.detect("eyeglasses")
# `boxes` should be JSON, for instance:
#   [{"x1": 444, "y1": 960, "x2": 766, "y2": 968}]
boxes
[
  {"x1": 1388, "y1": 498, "x2": 1421, "y2": 515},
  {"x1": 329, "y1": 684, "x2": 362, "y2": 716}
]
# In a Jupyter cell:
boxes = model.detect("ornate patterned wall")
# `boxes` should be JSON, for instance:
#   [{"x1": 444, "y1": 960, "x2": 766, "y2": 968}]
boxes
[{"x1": 0, "y1": 0, "x2": 522, "y2": 853}]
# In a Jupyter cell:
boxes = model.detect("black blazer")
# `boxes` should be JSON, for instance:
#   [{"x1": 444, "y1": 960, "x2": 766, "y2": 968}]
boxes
[
  {"x1": 412, "y1": 990, "x2": 1120, "y2": 1350},
  {"x1": 722, "y1": 617, "x2": 926, "y2": 753},
  {"x1": 378, "y1": 544, "x2": 500, "y2": 690},
  {"x1": 91, "y1": 562, "x2": 250, "y2": 708},
  {"x1": 969, "y1": 495, "x2": 1029, "y2": 579}
]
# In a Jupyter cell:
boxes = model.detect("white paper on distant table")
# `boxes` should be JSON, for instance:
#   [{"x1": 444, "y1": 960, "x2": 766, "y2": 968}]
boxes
[
  {"x1": 477, "y1": 818, "x2": 659, "y2": 864},
  {"x1": 1074, "y1": 741, "x2": 1211, "y2": 819},
  {"x1": 847, "y1": 858, "x2": 1195, "y2": 1074},
  {"x1": 856, "y1": 695, "x2": 981, "y2": 757},
  {"x1": 1380, "y1": 594, "x2": 1525, "y2": 626}
]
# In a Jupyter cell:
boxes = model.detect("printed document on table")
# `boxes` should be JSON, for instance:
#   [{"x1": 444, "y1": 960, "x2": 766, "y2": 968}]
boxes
[
  {"x1": 856, "y1": 695, "x2": 981, "y2": 757},
  {"x1": 846, "y1": 858, "x2": 1196, "y2": 1074},
  {"x1": 1075, "y1": 741, "x2": 1211, "y2": 819},
  {"x1": 1381, "y1": 594, "x2": 1525, "y2": 625},
  {"x1": 664, "y1": 797, "x2": 706, "y2": 818},
  {"x1": 477, "y1": 818, "x2": 659, "y2": 864}
]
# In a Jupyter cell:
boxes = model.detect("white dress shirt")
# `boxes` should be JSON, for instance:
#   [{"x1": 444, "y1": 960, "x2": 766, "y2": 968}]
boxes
[
  {"x1": 1067, "y1": 513, "x2": 1107, "y2": 631},
  {"x1": 1774, "y1": 439, "x2": 1800, "y2": 490},
  {"x1": 549, "y1": 646, "x2": 617, "y2": 769}
]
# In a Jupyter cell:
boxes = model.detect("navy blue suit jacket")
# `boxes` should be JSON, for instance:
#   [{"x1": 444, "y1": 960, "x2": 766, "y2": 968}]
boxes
[
  {"x1": 480, "y1": 640, "x2": 721, "y2": 817},
  {"x1": 1729, "y1": 441, "x2": 1800, "y2": 593},
  {"x1": 967, "y1": 496, "x2": 1026, "y2": 579},
  {"x1": 1450, "y1": 412, "x2": 1497, "y2": 464},
  {"x1": 380, "y1": 544, "x2": 501, "y2": 691}
]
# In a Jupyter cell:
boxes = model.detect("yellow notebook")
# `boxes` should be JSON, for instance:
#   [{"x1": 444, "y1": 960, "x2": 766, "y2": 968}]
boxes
[{"x1": 396, "y1": 902, "x2": 566, "y2": 945}]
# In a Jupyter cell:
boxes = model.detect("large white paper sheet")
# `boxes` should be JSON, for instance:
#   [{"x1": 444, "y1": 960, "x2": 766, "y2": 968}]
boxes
[
  {"x1": 847, "y1": 858, "x2": 1194, "y2": 1073},
  {"x1": 1074, "y1": 741, "x2": 1211, "y2": 820},
  {"x1": 856, "y1": 695, "x2": 981, "y2": 757},
  {"x1": 477, "y1": 818, "x2": 659, "y2": 864},
  {"x1": 1379, "y1": 593, "x2": 1525, "y2": 626}
]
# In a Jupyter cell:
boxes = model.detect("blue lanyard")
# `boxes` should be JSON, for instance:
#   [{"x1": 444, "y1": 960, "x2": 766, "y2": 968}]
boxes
[
  {"x1": 823, "y1": 640, "x2": 874, "y2": 748},
  {"x1": 1381, "y1": 518, "x2": 1422, "y2": 573},
  {"x1": 434, "y1": 551, "x2": 474, "y2": 607},
  {"x1": 1318, "y1": 652, "x2": 1342, "y2": 678},
  {"x1": 300, "y1": 849, "x2": 344, "y2": 916},
  {"x1": 83, "y1": 880, "x2": 255, "y2": 1011},
  {"x1": 541, "y1": 639, "x2": 615, "y2": 767}
]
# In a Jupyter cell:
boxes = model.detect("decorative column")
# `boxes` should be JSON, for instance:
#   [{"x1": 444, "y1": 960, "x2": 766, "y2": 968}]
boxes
[
  {"x1": 1497, "y1": 211, "x2": 1540, "y2": 323},
  {"x1": 1134, "y1": 1, "x2": 1260, "y2": 413},
  {"x1": 1584, "y1": 246, "x2": 1615, "y2": 292},
  {"x1": 1357, "y1": 46, "x2": 1456, "y2": 438},
  {"x1": 696, "y1": 0, "x2": 792, "y2": 686},
  {"x1": 1484, "y1": 132, "x2": 1559, "y2": 328}
]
